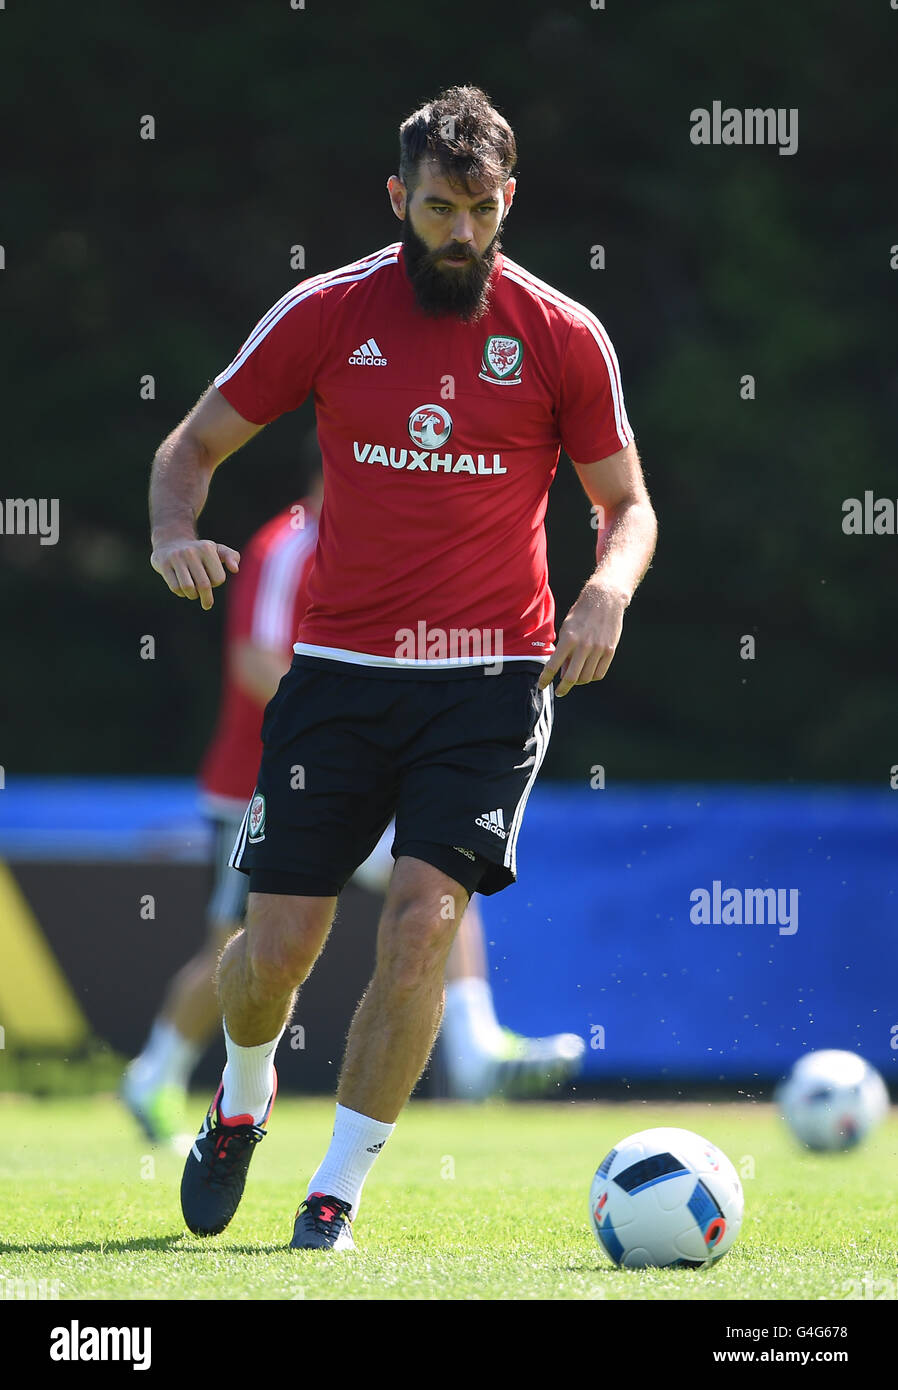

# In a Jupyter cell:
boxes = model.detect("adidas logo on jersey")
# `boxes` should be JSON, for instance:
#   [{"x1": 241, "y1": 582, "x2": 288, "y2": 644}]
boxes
[
  {"x1": 475, "y1": 809, "x2": 507, "y2": 839},
  {"x1": 348, "y1": 337, "x2": 387, "y2": 366}
]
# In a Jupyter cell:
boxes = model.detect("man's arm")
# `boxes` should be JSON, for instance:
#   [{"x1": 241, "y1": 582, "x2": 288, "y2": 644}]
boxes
[
  {"x1": 538, "y1": 440, "x2": 657, "y2": 697},
  {"x1": 573, "y1": 440, "x2": 657, "y2": 605},
  {"x1": 149, "y1": 386, "x2": 263, "y2": 610}
]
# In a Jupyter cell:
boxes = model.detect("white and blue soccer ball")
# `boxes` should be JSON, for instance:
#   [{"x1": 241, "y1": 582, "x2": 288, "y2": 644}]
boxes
[
  {"x1": 776, "y1": 1049, "x2": 889, "y2": 1152},
  {"x1": 589, "y1": 1126, "x2": 744, "y2": 1269}
]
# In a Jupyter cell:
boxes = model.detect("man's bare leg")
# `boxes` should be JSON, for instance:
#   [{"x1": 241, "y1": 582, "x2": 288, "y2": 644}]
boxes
[
  {"x1": 206, "y1": 890, "x2": 337, "y2": 1124},
  {"x1": 353, "y1": 828, "x2": 585, "y2": 1099},
  {"x1": 181, "y1": 890, "x2": 337, "y2": 1238},
  {"x1": 218, "y1": 890, "x2": 336, "y2": 1042},
  {"x1": 298, "y1": 857, "x2": 467, "y2": 1234},
  {"x1": 337, "y1": 856, "x2": 468, "y2": 1121}
]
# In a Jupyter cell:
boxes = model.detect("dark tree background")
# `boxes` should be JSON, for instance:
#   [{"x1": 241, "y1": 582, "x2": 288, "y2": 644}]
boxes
[{"x1": 1, "y1": 0, "x2": 895, "y2": 783}]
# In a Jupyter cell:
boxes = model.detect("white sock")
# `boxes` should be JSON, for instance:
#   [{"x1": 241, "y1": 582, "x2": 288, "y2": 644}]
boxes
[
  {"x1": 131, "y1": 1019, "x2": 200, "y2": 1092},
  {"x1": 442, "y1": 977, "x2": 506, "y2": 1093},
  {"x1": 220, "y1": 1021, "x2": 283, "y2": 1125},
  {"x1": 306, "y1": 1103, "x2": 395, "y2": 1217}
]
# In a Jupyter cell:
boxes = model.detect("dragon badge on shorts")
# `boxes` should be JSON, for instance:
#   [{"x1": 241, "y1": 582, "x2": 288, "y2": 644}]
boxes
[{"x1": 248, "y1": 792, "x2": 267, "y2": 843}]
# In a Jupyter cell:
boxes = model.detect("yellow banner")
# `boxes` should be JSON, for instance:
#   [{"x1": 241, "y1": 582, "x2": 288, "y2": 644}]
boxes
[{"x1": 0, "y1": 861, "x2": 89, "y2": 1048}]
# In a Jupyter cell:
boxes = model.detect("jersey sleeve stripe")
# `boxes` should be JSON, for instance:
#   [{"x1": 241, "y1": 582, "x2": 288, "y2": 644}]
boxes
[
  {"x1": 213, "y1": 247, "x2": 400, "y2": 389},
  {"x1": 510, "y1": 263, "x2": 633, "y2": 445},
  {"x1": 500, "y1": 263, "x2": 634, "y2": 451},
  {"x1": 251, "y1": 523, "x2": 318, "y2": 650}
]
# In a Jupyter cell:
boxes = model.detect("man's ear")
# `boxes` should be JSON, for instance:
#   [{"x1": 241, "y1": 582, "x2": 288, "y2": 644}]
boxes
[
  {"x1": 387, "y1": 174, "x2": 407, "y2": 220},
  {"x1": 502, "y1": 176, "x2": 516, "y2": 216}
]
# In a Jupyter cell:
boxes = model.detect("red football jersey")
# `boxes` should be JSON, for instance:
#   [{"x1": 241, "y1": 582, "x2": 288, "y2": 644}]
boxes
[
  {"x1": 214, "y1": 243, "x2": 633, "y2": 666},
  {"x1": 199, "y1": 498, "x2": 320, "y2": 811}
]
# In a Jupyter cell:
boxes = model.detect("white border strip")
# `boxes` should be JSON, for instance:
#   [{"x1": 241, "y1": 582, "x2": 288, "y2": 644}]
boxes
[
  {"x1": 504, "y1": 683, "x2": 554, "y2": 876},
  {"x1": 228, "y1": 797, "x2": 252, "y2": 870},
  {"x1": 292, "y1": 642, "x2": 549, "y2": 668}
]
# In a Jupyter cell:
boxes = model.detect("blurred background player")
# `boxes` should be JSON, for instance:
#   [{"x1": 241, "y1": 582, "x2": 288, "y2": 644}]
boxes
[{"x1": 122, "y1": 445, "x2": 583, "y2": 1144}]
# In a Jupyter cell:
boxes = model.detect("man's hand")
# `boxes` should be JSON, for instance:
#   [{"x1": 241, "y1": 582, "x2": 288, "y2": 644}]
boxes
[
  {"x1": 148, "y1": 387, "x2": 261, "y2": 609},
  {"x1": 150, "y1": 537, "x2": 241, "y2": 611},
  {"x1": 537, "y1": 580, "x2": 629, "y2": 697}
]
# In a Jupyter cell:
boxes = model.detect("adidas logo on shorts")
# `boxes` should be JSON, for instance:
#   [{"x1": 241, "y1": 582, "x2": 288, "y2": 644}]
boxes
[
  {"x1": 348, "y1": 337, "x2": 387, "y2": 366},
  {"x1": 475, "y1": 808, "x2": 507, "y2": 839}
]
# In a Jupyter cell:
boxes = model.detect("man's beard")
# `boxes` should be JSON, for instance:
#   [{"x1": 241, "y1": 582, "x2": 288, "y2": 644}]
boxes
[{"x1": 402, "y1": 216, "x2": 503, "y2": 323}]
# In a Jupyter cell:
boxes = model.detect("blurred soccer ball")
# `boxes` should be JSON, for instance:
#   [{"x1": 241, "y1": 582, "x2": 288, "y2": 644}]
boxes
[
  {"x1": 589, "y1": 1126, "x2": 744, "y2": 1269},
  {"x1": 776, "y1": 1049, "x2": 888, "y2": 1151}
]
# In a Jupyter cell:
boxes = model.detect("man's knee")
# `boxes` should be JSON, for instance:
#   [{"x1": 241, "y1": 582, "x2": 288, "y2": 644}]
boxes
[
  {"x1": 378, "y1": 891, "x2": 466, "y2": 999},
  {"x1": 241, "y1": 892, "x2": 335, "y2": 998}
]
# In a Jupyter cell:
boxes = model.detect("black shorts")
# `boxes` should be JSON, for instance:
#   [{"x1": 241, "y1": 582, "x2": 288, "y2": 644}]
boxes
[{"x1": 229, "y1": 654, "x2": 554, "y2": 898}]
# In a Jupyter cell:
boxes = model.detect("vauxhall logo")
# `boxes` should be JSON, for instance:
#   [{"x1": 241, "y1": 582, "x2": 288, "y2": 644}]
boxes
[
  {"x1": 352, "y1": 404, "x2": 507, "y2": 475},
  {"x1": 409, "y1": 404, "x2": 453, "y2": 448}
]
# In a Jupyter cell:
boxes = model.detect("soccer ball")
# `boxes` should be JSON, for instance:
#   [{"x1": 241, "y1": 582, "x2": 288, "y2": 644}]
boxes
[
  {"x1": 776, "y1": 1049, "x2": 889, "y2": 1151},
  {"x1": 589, "y1": 1126, "x2": 743, "y2": 1269}
]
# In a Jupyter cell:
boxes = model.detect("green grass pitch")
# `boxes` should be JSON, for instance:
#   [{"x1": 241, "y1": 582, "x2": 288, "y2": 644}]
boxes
[{"x1": 1, "y1": 1094, "x2": 896, "y2": 1301}]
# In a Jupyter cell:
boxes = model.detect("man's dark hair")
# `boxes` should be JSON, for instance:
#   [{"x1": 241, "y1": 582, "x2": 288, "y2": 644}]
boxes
[{"x1": 398, "y1": 85, "x2": 517, "y2": 195}]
